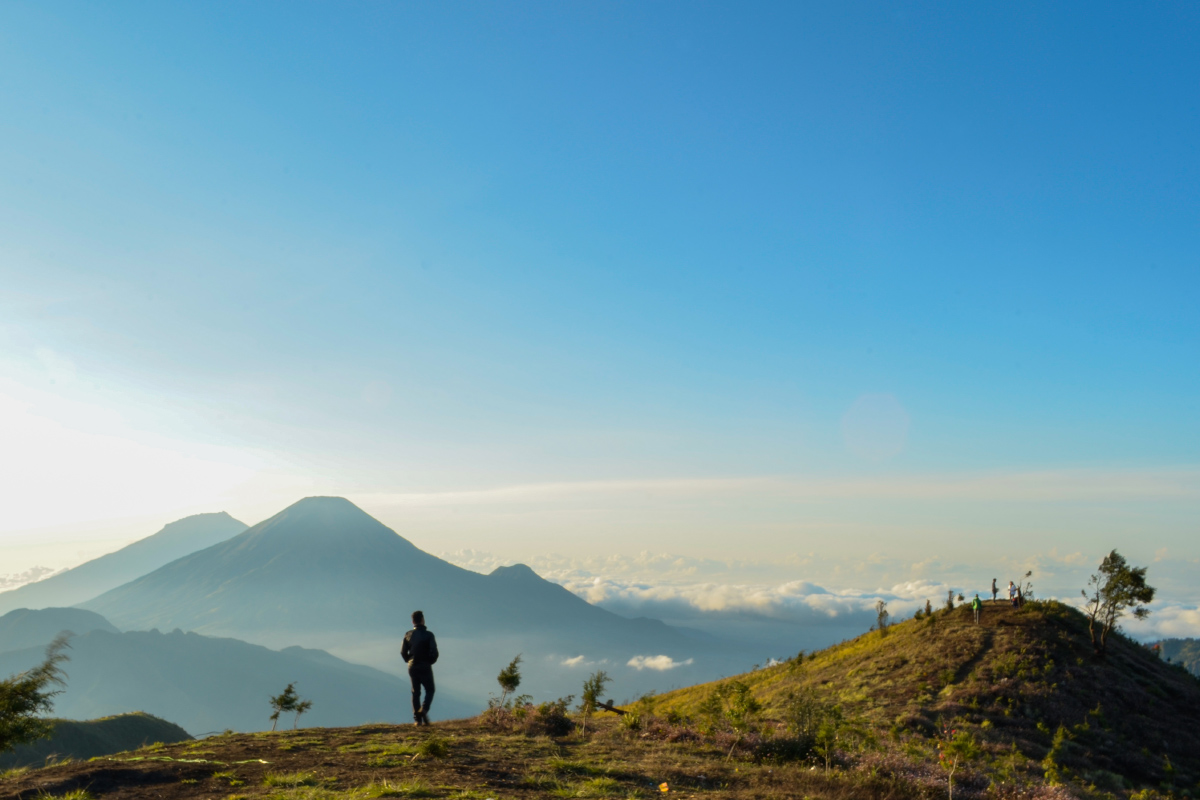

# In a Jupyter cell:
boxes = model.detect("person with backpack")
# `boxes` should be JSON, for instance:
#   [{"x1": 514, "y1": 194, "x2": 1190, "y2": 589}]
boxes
[
  {"x1": 401, "y1": 610, "x2": 439, "y2": 725},
  {"x1": 971, "y1": 593, "x2": 983, "y2": 624},
  {"x1": 991, "y1": 578, "x2": 998, "y2": 603}
]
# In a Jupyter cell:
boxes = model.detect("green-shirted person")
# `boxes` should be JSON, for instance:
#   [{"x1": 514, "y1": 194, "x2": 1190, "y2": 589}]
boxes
[{"x1": 971, "y1": 593, "x2": 983, "y2": 624}]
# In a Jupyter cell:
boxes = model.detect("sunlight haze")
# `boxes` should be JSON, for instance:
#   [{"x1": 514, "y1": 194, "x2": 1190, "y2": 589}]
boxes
[{"x1": 2, "y1": 2, "x2": 1198, "y2": 641}]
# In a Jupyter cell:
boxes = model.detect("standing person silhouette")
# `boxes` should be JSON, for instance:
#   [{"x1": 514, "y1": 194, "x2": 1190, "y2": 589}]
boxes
[
  {"x1": 991, "y1": 578, "x2": 998, "y2": 603},
  {"x1": 402, "y1": 610, "x2": 439, "y2": 726},
  {"x1": 971, "y1": 593, "x2": 983, "y2": 624}
]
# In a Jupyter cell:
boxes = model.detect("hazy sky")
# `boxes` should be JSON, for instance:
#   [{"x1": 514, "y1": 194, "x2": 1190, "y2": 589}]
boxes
[{"x1": 2, "y1": 3, "x2": 1198, "y2": 620}]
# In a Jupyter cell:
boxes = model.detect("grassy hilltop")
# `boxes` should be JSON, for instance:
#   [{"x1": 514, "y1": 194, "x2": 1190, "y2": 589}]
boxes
[
  {"x1": 2, "y1": 600, "x2": 1197, "y2": 800},
  {"x1": 653, "y1": 599, "x2": 1200, "y2": 792}
]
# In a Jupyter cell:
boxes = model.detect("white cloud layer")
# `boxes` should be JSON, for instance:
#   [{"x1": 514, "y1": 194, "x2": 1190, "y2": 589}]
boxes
[
  {"x1": 439, "y1": 548, "x2": 1200, "y2": 643},
  {"x1": 627, "y1": 655, "x2": 694, "y2": 671}
]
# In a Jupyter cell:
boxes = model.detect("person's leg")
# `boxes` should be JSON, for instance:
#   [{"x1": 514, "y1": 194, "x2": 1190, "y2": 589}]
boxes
[
  {"x1": 419, "y1": 669, "x2": 435, "y2": 723},
  {"x1": 409, "y1": 668, "x2": 423, "y2": 722}
]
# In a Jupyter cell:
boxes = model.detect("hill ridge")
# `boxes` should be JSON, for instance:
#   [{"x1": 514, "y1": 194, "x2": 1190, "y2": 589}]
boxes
[
  {"x1": 654, "y1": 599, "x2": 1200, "y2": 788},
  {"x1": 0, "y1": 513, "x2": 248, "y2": 617}
]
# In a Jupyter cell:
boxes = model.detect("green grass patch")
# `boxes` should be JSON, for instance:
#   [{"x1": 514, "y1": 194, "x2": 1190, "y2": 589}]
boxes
[
  {"x1": 264, "y1": 771, "x2": 322, "y2": 787},
  {"x1": 414, "y1": 737, "x2": 450, "y2": 759},
  {"x1": 0, "y1": 766, "x2": 31, "y2": 780},
  {"x1": 212, "y1": 771, "x2": 245, "y2": 787},
  {"x1": 357, "y1": 780, "x2": 438, "y2": 798},
  {"x1": 545, "y1": 758, "x2": 606, "y2": 777},
  {"x1": 35, "y1": 791, "x2": 94, "y2": 800},
  {"x1": 553, "y1": 776, "x2": 623, "y2": 797}
]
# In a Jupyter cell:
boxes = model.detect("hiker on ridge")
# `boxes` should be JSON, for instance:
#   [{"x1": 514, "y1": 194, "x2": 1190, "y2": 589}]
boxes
[
  {"x1": 1008, "y1": 581, "x2": 1018, "y2": 607},
  {"x1": 402, "y1": 610, "x2": 439, "y2": 726},
  {"x1": 991, "y1": 578, "x2": 998, "y2": 603},
  {"x1": 971, "y1": 593, "x2": 983, "y2": 624}
]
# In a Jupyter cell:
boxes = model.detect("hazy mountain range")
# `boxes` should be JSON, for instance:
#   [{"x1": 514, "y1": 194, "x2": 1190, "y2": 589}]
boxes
[
  {"x1": 0, "y1": 607, "x2": 464, "y2": 734},
  {"x1": 0, "y1": 497, "x2": 753, "y2": 726},
  {"x1": 80, "y1": 497, "x2": 729, "y2": 705},
  {"x1": 0, "y1": 512, "x2": 247, "y2": 616}
]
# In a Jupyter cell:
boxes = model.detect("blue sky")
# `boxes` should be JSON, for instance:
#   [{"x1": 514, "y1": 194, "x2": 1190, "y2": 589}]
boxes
[{"x1": 1, "y1": 3, "x2": 1198, "y2": 624}]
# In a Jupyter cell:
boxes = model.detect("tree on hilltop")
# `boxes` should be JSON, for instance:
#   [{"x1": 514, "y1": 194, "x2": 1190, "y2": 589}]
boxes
[
  {"x1": 268, "y1": 683, "x2": 311, "y2": 731},
  {"x1": 0, "y1": 635, "x2": 70, "y2": 754},
  {"x1": 1081, "y1": 549, "x2": 1155, "y2": 657}
]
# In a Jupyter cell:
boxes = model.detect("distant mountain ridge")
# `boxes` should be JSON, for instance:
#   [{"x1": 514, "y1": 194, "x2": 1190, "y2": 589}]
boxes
[
  {"x1": 79, "y1": 497, "x2": 718, "y2": 707},
  {"x1": 0, "y1": 607, "x2": 117, "y2": 652},
  {"x1": 0, "y1": 713, "x2": 191, "y2": 769},
  {"x1": 0, "y1": 608, "x2": 453, "y2": 733},
  {"x1": 1156, "y1": 637, "x2": 1200, "y2": 676},
  {"x1": 83, "y1": 497, "x2": 684, "y2": 643},
  {"x1": 0, "y1": 512, "x2": 247, "y2": 617}
]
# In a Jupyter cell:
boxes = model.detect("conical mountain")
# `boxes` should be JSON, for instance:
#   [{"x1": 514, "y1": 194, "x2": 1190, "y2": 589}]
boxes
[
  {"x1": 82, "y1": 497, "x2": 678, "y2": 644},
  {"x1": 0, "y1": 512, "x2": 248, "y2": 616}
]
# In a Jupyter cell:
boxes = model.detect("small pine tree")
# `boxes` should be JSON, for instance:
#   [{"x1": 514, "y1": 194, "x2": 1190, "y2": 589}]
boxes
[
  {"x1": 813, "y1": 704, "x2": 846, "y2": 773},
  {"x1": 578, "y1": 670, "x2": 612, "y2": 735},
  {"x1": 875, "y1": 599, "x2": 889, "y2": 636},
  {"x1": 293, "y1": 698, "x2": 313, "y2": 729},
  {"x1": 496, "y1": 655, "x2": 522, "y2": 708},
  {"x1": 269, "y1": 683, "x2": 300, "y2": 732}
]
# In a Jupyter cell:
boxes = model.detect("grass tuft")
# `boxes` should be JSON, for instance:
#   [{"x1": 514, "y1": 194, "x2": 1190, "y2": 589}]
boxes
[
  {"x1": 35, "y1": 791, "x2": 94, "y2": 800},
  {"x1": 263, "y1": 771, "x2": 322, "y2": 787},
  {"x1": 545, "y1": 758, "x2": 605, "y2": 777},
  {"x1": 414, "y1": 737, "x2": 450, "y2": 759}
]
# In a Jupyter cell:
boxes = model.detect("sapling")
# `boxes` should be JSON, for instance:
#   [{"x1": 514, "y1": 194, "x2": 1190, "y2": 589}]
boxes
[
  {"x1": 937, "y1": 724, "x2": 980, "y2": 800},
  {"x1": 269, "y1": 683, "x2": 299, "y2": 732},
  {"x1": 496, "y1": 655, "x2": 522, "y2": 708},
  {"x1": 578, "y1": 670, "x2": 611, "y2": 735},
  {"x1": 293, "y1": 698, "x2": 312, "y2": 729}
]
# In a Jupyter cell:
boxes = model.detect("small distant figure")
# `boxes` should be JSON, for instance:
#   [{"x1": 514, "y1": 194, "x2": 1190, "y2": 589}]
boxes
[
  {"x1": 991, "y1": 578, "x2": 998, "y2": 603},
  {"x1": 971, "y1": 594, "x2": 983, "y2": 624},
  {"x1": 1008, "y1": 581, "x2": 1018, "y2": 607},
  {"x1": 1016, "y1": 584, "x2": 1024, "y2": 608},
  {"x1": 402, "y1": 610, "x2": 439, "y2": 726}
]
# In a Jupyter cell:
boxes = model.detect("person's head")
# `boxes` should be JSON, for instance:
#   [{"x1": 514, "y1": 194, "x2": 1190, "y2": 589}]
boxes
[{"x1": 412, "y1": 610, "x2": 425, "y2": 626}]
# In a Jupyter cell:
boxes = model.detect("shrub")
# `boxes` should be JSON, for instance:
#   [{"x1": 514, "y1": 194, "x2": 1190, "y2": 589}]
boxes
[
  {"x1": 415, "y1": 736, "x2": 449, "y2": 759},
  {"x1": 482, "y1": 697, "x2": 574, "y2": 737}
]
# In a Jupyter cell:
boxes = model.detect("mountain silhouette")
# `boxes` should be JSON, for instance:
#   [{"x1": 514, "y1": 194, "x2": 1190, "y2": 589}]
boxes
[
  {"x1": 80, "y1": 497, "x2": 716, "y2": 707},
  {"x1": 0, "y1": 512, "x2": 247, "y2": 616},
  {"x1": 0, "y1": 614, "x2": 465, "y2": 734},
  {"x1": 0, "y1": 607, "x2": 118, "y2": 652},
  {"x1": 83, "y1": 497, "x2": 680, "y2": 642},
  {"x1": 0, "y1": 713, "x2": 191, "y2": 770}
]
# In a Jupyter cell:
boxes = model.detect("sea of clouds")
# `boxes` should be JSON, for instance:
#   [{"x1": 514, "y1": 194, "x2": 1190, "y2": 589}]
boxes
[{"x1": 440, "y1": 548, "x2": 1200, "y2": 648}]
